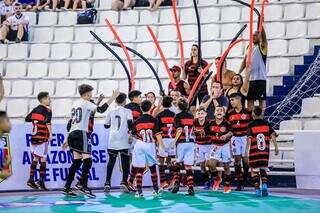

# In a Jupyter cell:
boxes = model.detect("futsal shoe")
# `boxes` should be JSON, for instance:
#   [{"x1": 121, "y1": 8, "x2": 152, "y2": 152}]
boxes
[
  {"x1": 261, "y1": 183, "x2": 269, "y2": 197},
  {"x1": 171, "y1": 183, "x2": 180, "y2": 194},
  {"x1": 120, "y1": 181, "x2": 130, "y2": 193},
  {"x1": 223, "y1": 185, "x2": 232, "y2": 194},
  {"x1": 104, "y1": 183, "x2": 111, "y2": 193},
  {"x1": 27, "y1": 179, "x2": 39, "y2": 190},
  {"x1": 80, "y1": 187, "x2": 96, "y2": 198},
  {"x1": 187, "y1": 187, "x2": 195, "y2": 196},
  {"x1": 75, "y1": 182, "x2": 84, "y2": 191},
  {"x1": 37, "y1": 180, "x2": 48, "y2": 191},
  {"x1": 255, "y1": 188, "x2": 262, "y2": 197},
  {"x1": 212, "y1": 177, "x2": 222, "y2": 191},
  {"x1": 127, "y1": 181, "x2": 137, "y2": 192},
  {"x1": 62, "y1": 187, "x2": 78, "y2": 197},
  {"x1": 152, "y1": 188, "x2": 163, "y2": 197},
  {"x1": 135, "y1": 189, "x2": 144, "y2": 198}
]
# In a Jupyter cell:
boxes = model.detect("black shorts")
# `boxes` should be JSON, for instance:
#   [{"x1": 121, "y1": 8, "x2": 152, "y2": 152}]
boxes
[
  {"x1": 68, "y1": 130, "x2": 92, "y2": 154},
  {"x1": 190, "y1": 92, "x2": 207, "y2": 107},
  {"x1": 247, "y1": 80, "x2": 266, "y2": 101},
  {"x1": 7, "y1": 28, "x2": 28, "y2": 41}
]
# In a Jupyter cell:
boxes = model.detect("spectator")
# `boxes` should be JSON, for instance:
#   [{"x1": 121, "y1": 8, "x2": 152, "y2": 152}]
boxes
[
  {"x1": 18, "y1": 0, "x2": 37, "y2": 11},
  {"x1": 63, "y1": 0, "x2": 94, "y2": 10},
  {"x1": 200, "y1": 81, "x2": 229, "y2": 120},
  {"x1": 213, "y1": 57, "x2": 236, "y2": 90},
  {"x1": 34, "y1": 0, "x2": 50, "y2": 11},
  {"x1": 183, "y1": 44, "x2": 209, "y2": 116},
  {"x1": 0, "y1": 0, "x2": 14, "y2": 23},
  {"x1": 168, "y1": 65, "x2": 190, "y2": 98},
  {"x1": 111, "y1": 0, "x2": 136, "y2": 10},
  {"x1": 239, "y1": 27, "x2": 267, "y2": 112},
  {"x1": 145, "y1": 91, "x2": 157, "y2": 115},
  {"x1": 0, "y1": 2, "x2": 29, "y2": 43},
  {"x1": 149, "y1": 0, "x2": 171, "y2": 11}
]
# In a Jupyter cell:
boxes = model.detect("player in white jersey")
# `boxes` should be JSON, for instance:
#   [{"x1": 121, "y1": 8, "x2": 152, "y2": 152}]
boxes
[
  {"x1": 0, "y1": 2, "x2": 29, "y2": 43},
  {"x1": 103, "y1": 93, "x2": 133, "y2": 193},
  {"x1": 62, "y1": 84, "x2": 118, "y2": 198}
]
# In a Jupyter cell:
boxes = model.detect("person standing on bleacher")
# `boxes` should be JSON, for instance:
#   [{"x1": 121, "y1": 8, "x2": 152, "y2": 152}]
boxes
[{"x1": 0, "y1": 2, "x2": 29, "y2": 43}]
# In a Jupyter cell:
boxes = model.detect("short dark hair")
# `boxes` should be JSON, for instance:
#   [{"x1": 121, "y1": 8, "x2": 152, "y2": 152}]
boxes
[
  {"x1": 128, "y1": 90, "x2": 142, "y2": 101},
  {"x1": 0, "y1": 111, "x2": 8, "y2": 119},
  {"x1": 116, "y1": 93, "x2": 127, "y2": 104},
  {"x1": 253, "y1": 106, "x2": 263, "y2": 117},
  {"x1": 212, "y1": 81, "x2": 223, "y2": 89},
  {"x1": 37, "y1": 92, "x2": 49, "y2": 102},
  {"x1": 162, "y1": 96, "x2": 173, "y2": 108},
  {"x1": 78, "y1": 84, "x2": 94, "y2": 96},
  {"x1": 196, "y1": 106, "x2": 207, "y2": 112},
  {"x1": 229, "y1": 92, "x2": 242, "y2": 99},
  {"x1": 14, "y1": 2, "x2": 21, "y2": 6},
  {"x1": 141, "y1": 100, "x2": 152, "y2": 113},
  {"x1": 178, "y1": 98, "x2": 189, "y2": 111}
]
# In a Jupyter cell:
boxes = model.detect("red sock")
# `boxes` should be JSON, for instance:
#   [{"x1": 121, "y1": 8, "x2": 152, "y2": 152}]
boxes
[{"x1": 159, "y1": 165, "x2": 167, "y2": 184}]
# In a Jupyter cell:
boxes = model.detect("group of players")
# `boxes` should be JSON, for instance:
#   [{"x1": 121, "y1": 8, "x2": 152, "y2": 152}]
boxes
[{"x1": 22, "y1": 78, "x2": 279, "y2": 199}]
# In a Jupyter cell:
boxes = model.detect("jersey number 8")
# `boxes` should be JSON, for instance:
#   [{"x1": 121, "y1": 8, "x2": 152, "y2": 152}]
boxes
[{"x1": 257, "y1": 133, "x2": 266, "y2": 151}]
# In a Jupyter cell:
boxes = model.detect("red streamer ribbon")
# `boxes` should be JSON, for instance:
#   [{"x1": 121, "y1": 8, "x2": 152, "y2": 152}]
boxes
[
  {"x1": 105, "y1": 18, "x2": 135, "y2": 90},
  {"x1": 147, "y1": 25, "x2": 176, "y2": 89},
  {"x1": 187, "y1": 62, "x2": 213, "y2": 103},
  {"x1": 172, "y1": 0, "x2": 185, "y2": 70}
]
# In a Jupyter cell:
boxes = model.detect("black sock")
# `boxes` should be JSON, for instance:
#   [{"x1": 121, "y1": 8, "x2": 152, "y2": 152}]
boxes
[
  {"x1": 81, "y1": 158, "x2": 92, "y2": 188},
  {"x1": 65, "y1": 159, "x2": 82, "y2": 189},
  {"x1": 39, "y1": 161, "x2": 47, "y2": 182},
  {"x1": 106, "y1": 152, "x2": 117, "y2": 184},
  {"x1": 243, "y1": 162, "x2": 249, "y2": 182},
  {"x1": 120, "y1": 150, "x2": 130, "y2": 183}
]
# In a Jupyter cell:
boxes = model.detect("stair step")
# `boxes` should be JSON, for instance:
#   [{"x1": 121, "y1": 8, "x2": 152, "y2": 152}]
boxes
[
  {"x1": 282, "y1": 75, "x2": 302, "y2": 85},
  {"x1": 294, "y1": 64, "x2": 309, "y2": 75},
  {"x1": 314, "y1": 45, "x2": 320, "y2": 56},
  {"x1": 304, "y1": 55, "x2": 316, "y2": 65},
  {"x1": 273, "y1": 85, "x2": 294, "y2": 96}
]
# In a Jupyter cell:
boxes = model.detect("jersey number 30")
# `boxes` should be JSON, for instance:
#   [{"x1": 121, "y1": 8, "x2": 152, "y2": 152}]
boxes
[{"x1": 71, "y1": 107, "x2": 82, "y2": 124}]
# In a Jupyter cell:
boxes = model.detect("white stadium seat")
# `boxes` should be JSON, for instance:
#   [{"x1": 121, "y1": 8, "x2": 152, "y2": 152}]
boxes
[
  {"x1": 118, "y1": 80, "x2": 132, "y2": 94},
  {"x1": 51, "y1": 43, "x2": 71, "y2": 59},
  {"x1": 91, "y1": 62, "x2": 113, "y2": 79},
  {"x1": 222, "y1": 41, "x2": 243, "y2": 57},
  {"x1": 137, "y1": 26, "x2": 154, "y2": 42},
  {"x1": 284, "y1": 4, "x2": 305, "y2": 19},
  {"x1": 159, "y1": 9, "x2": 175, "y2": 24},
  {"x1": 69, "y1": 62, "x2": 91, "y2": 79},
  {"x1": 139, "y1": 10, "x2": 159, "y2": 24},
  {"x1": 29, "y1": 99, "x2": 40, "y2": 111},
  {"x1": 58, "y1": 12, "x2": 77, "y2": 26},
  {"x1": 7, "y1": 44, "x2": 28, "y2": 60},
  {"x1": 0, "y1": 45, "x2": 6, "y2": 59},
  {"x1": 202, "y1": 24, "x2": 220, "y2": 40},
  {"x1": 0, "y1": 99, "x2": 6, "y2": 111},
  {"x1": 265, "y1": 22, "x2": 285, "y2": 39},
  {"x1": 99, "y1": 80, "x2": 119, "y2": 95},
  {"x1": 52, "y1": 99, "x2": 72, "y2": 117},
  {"x1": 180, "y1": 8, "x2": 196, "y2": 24},
  {"x1": 77, "y1": 80, "x2": 97, "y2": 96},
  {"x1": 33, "y1": 27, "x2": 53, "y2": 42},
  {"x1": 24, "y1": 12, "x2": 37, "y2": 25},
  {"x1": 181, "y1": 25, "x2": 197, "y2": 41},
  {"x1": 34, "y1": 80, "x2": 55, "y2": 96},
  {"x1": 117, "y1": 26, "x2": 136, "y2": 42},
  {"x1": 136, "y1": 42, "x2": 156, "y2": 58},
  {"x1": 71, "y1": 43, "x2": 92, "y2": 59},
  {"x1": 95, "y1": 27, "x2": 115, "y2": 42},
  {"x1": 241, "y1": 6, "x2": 260, "y2": 21},
  {"x1": 111, "y1": 43, "x2": 134, "y2": 60},
  {"x1": 120, "y1": 10, "x2": 139, "y2": 25},
  {"x1": 54, "y1": 27, "x2": 74, "y2": 42},
  {"x1": 38, "y1": 12, "x2": 58, "y2": 26},
  {"x1": 5, "y1": 62, "x2": 26, "y2": 78},
  {"x1": 221, "y1": 6, "x2": 241, "y2": 22},
  {"x1": 29, "y1": 44, "x2": 50, "y2": 60},
  {"x1": 183, "y1": 41, "x2": 195, "y2": 59},
  {"x1": 268, "y1": 40, "x2": 287, "y2": 56},
  {"x1": 48, "y1": 62, "x2": 69, "y2": 78},
  {"x1": 300, "y1": 97, "x2": 320, "y2": 117},
  {"x1": 288, "y1": 39, "x2": 309, "y2": 56},
  {"x1": 139, "y1": 79, "x2": 159, "y2": 94},
  {"x1": 202, "y1": 41, "x2": 221, "y2": 58},
  {"x1": 7, "y1": 99, "x2": 28, "y2": 117},
  {"x1": 158, "y1": 25, "x2": 177, "y2": 41},
  {"x1": 99, "y1": 0, "x2": 112, "y2": 9},
  {"x1": 27, "y1": 63, "x2": 48, "y2": 78},
  {"x1": 306, "y1": 3, "x2": 320, "y2": 19},
  {"x1": 279, "y1": 120, "x2": 302, "y2": 130},
  {"x1": 220, "y1": 24, "x2": 241, "y2": 40},
  {"x1": 11, "y1": 80, "x2": 33, "y2": 97},
  {"x1": 226, "y1": 59, "x2": 242, "y2": 72},
  {"x1": 264, "y1": 5, "x2": 283, "y2": 21},
  {"x1": 3, "y1": 81, "x2": 11, "y2": 96},
  {"x1": 92, "y1": 44, "x2": 112, "y2": 59},
  {"x1": 99, "y1": 11, "x2": 119, "y2": 24},
  {"x1": 308, "y1": 20, "x2": 320, "y2": 37},
  {"x1": 135, "y1": 61, "x2": 156, "y2": 78},
  {"x1": 198, "y1": 0, "x2": 217, "y2": 6},
  {"x1": 157, "y1": 60, "x2": 178, "y2": 78},
  {"x1": 200, "y1": 7, "x2": 220, "y2": 23},
  {"x1": 55, "y1": 80, "x2": 76, "y2": 97},
  {"x1": 159, "y1": 42, "x2": 177, "y2": 58},
  {"x1": 304, "y1": 120, "x2": 320, "y2": 130},
  {"x1": 0, "y1": 64, "x2": 3, "y2": 76},
  {"x1": 113, "y1": 62, "x2": 129, "y2": 79},
  {"x1": 74, "y1": 27, "x2": 95, "y2": 42},
  {"x1": 267, "y1": 58, "x2": 290, "y2": 77},
  {"x1": 286, "y1": 21, "x2": 307, "y2": 38}
]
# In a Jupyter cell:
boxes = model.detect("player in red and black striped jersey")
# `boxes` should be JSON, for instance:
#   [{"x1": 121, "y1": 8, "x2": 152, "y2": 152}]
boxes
[
  {"x1": 125, "y1": 90, "x2": 142, "y2": 122},
  {"x1": 245, "y1": 106, "x2": 279, "y2": 197},
  {"x1": 193, "y1": 107, "x2": 211, "y2": 189},
  {"x1": 226, "y1": 93, "x2": 253, "y2": 191},
  {"x1": 130, "y1": 100, "x2": 165, "y2": 198},
  {"x1": 156, "y1": 96, "x2": 176, "y2": 189},
  {"x1": 171, "y1": 98, "x2": 196, "y2": 196},
  {"x1": 25, "y1": 92, "x2": 52, "y2": 190},
  {"x1": 205, "y1": 106, "x2": 233, "y2": 193}
]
